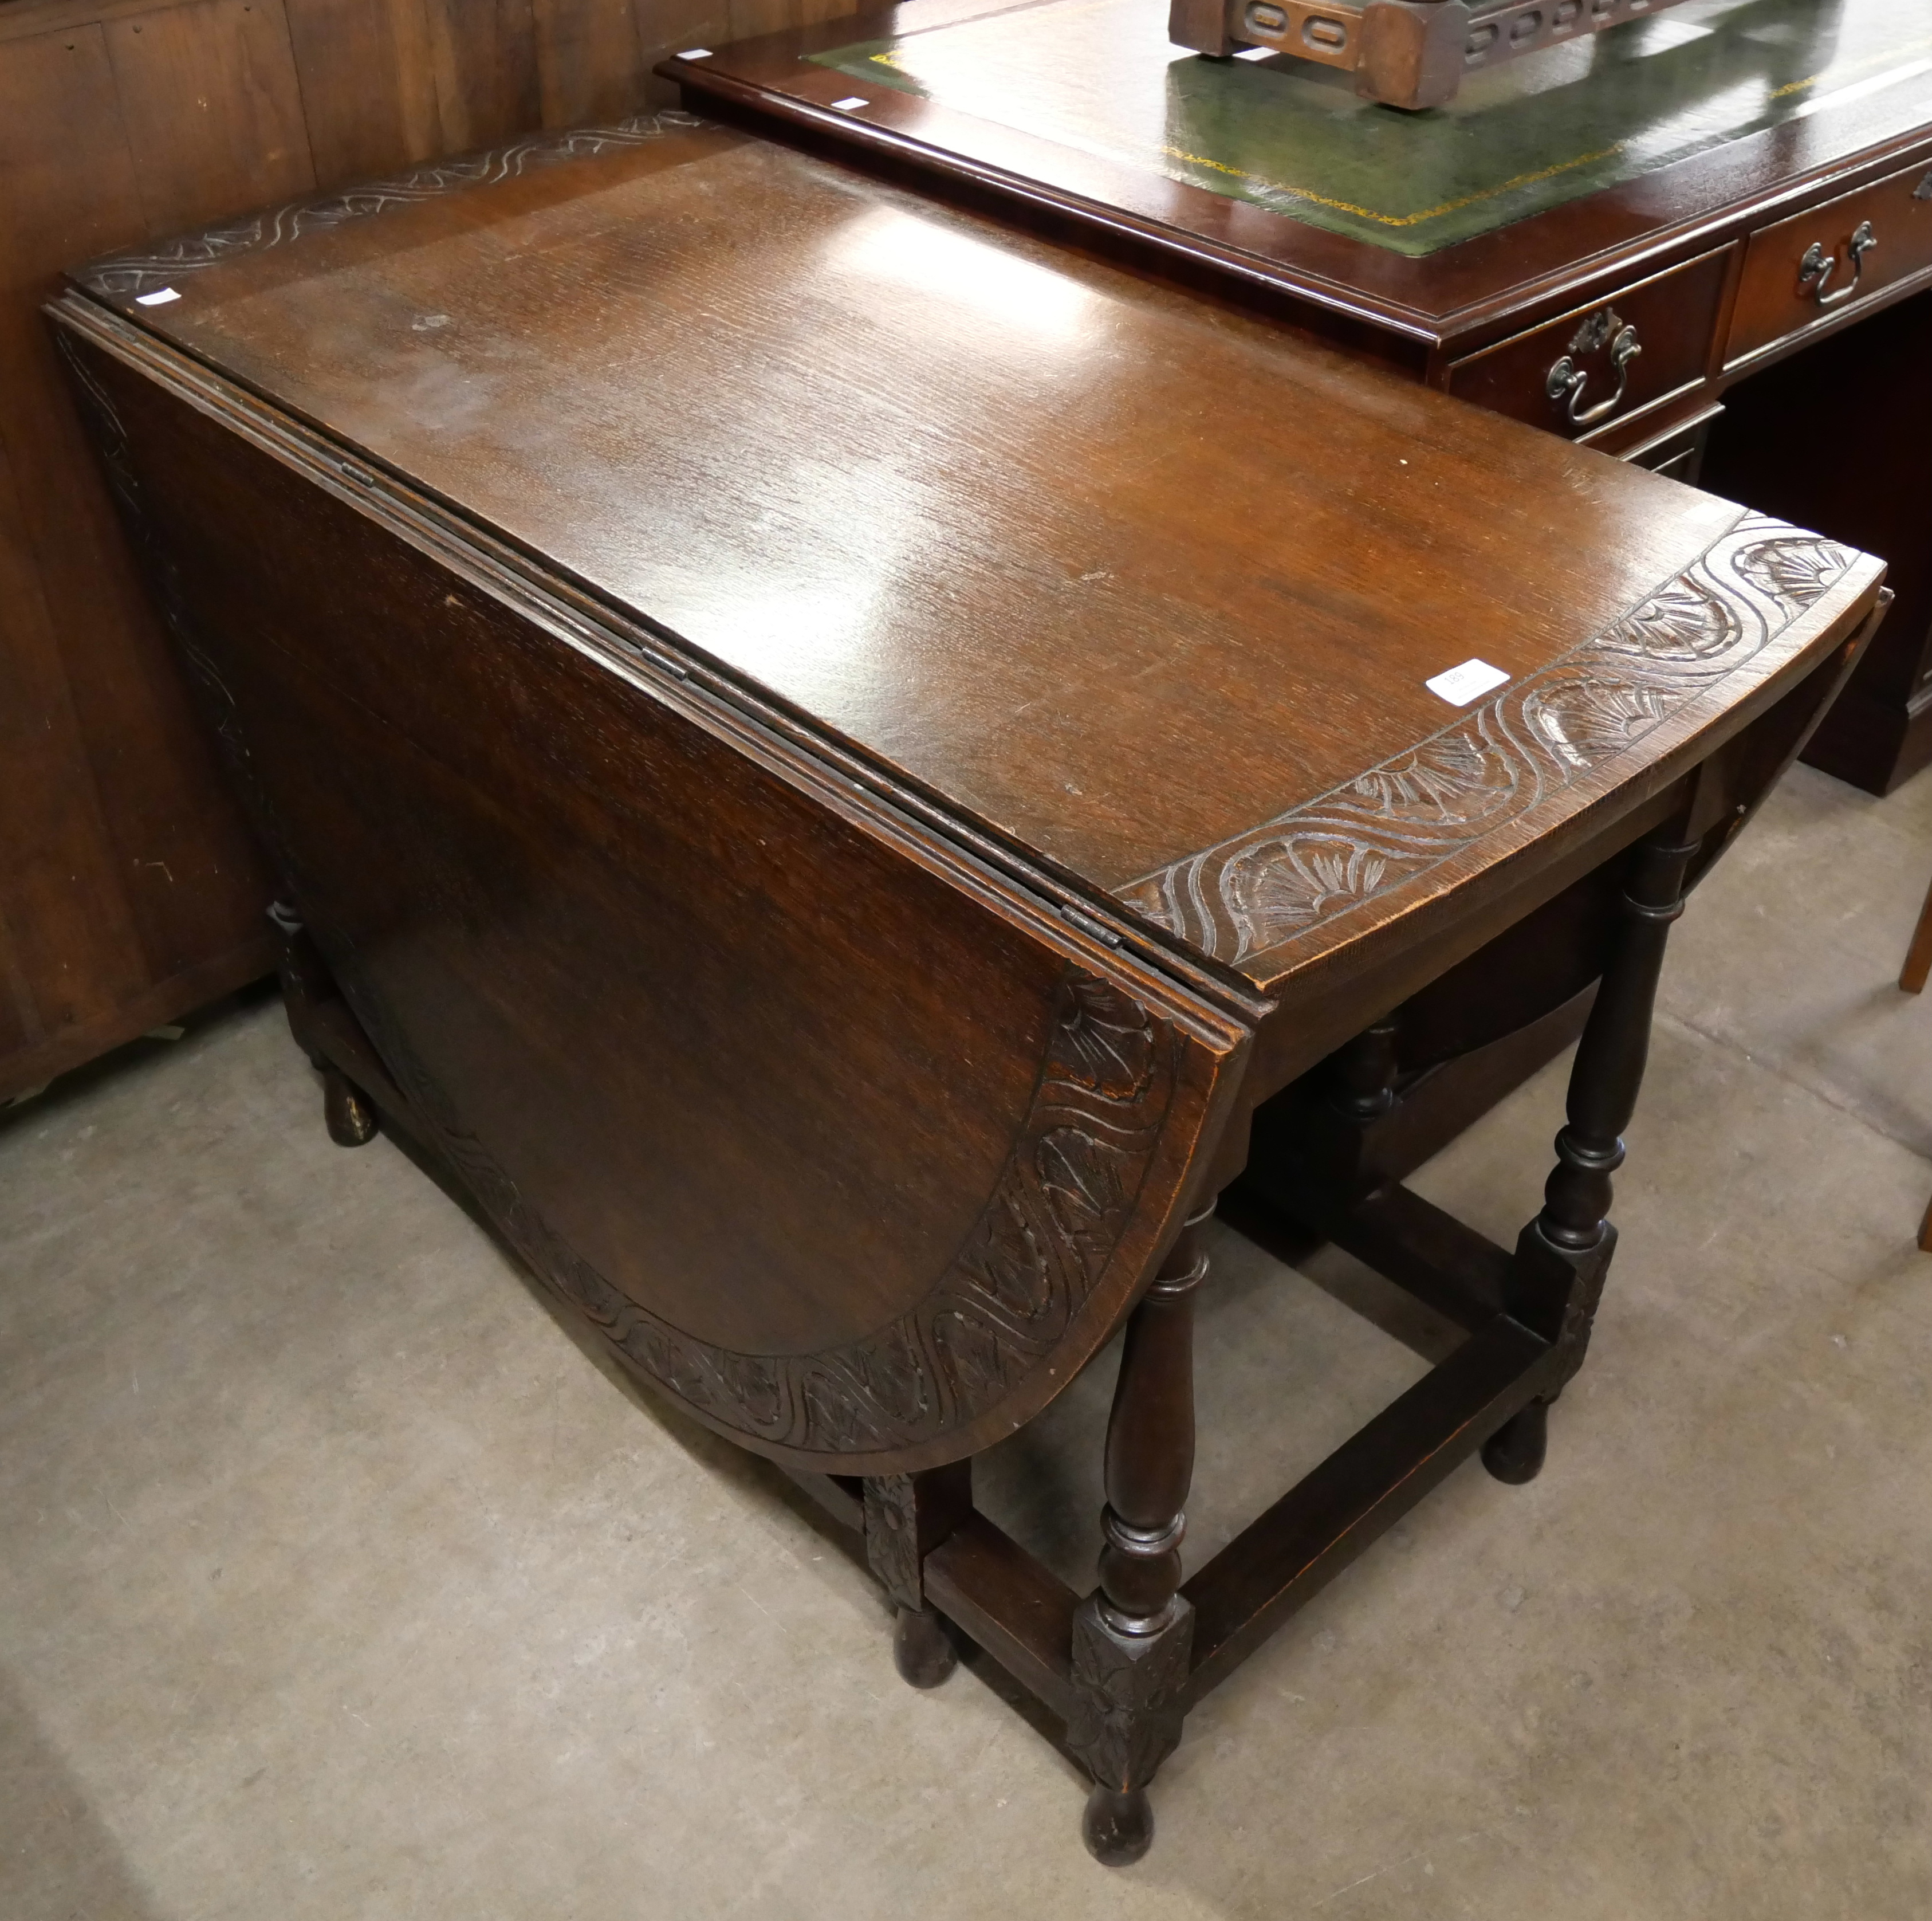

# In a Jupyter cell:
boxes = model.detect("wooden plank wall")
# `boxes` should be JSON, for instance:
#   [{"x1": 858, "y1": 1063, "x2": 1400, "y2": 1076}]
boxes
[{"x1": 0, "y1": 0, "x2": 836, "y2": 1102}]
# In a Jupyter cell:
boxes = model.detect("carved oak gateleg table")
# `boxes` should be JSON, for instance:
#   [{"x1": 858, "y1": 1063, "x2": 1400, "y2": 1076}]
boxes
[{"x1": 49, "y1": 111, "x2": 1887, "y2": 1862}]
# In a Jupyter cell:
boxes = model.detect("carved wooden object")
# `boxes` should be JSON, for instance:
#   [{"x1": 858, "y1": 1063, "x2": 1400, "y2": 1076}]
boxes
[
  {"x1": 864, "y1": 1464, "x2": 974, "y2": 1685},
  {"x1": 1168, "y1": 0, "x2": 1698, "y2": 111},
  {"x1": 1068, "y1": 1204, "x2": 1211, "y2": 1863},
  {"x1": 50, "y1": 115, "x2": 1888, "y2": 1860}
]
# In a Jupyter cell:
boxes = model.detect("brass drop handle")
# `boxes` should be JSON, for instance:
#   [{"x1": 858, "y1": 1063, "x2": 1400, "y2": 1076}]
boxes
[
  {"x1": 1799, "y1": 219, "x2": 1877, "y2": 306},
  {"x1": 1545, "y1": 320, "x2": 1641, "y2": 427}
]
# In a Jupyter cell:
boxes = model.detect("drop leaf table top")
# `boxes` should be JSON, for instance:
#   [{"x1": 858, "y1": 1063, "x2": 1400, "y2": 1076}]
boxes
[{"x1": 62, "y1": 113, "x2": 1879, "y2": 1001}]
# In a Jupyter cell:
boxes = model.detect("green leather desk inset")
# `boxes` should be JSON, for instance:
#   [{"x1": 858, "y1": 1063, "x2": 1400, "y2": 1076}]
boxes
[{"x1": 810, "y1": 0, "x2": 1931, "y2": 255}]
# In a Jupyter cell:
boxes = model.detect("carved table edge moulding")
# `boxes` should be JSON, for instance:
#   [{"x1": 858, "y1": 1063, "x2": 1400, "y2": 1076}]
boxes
[
  {"x1": 76, "y1": 110, "x2": 713, "y2": 302},
  {"x1": 365, "y1": 956, "x2": 1225, "y2": 1470},
  {"x1": 1120, "y1": 512, "x2": 1860, "y2": 977}
]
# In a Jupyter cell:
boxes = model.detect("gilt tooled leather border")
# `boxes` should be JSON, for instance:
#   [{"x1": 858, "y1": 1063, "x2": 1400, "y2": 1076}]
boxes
[
  {"x1": 1115, "y1": 512, "x2": 1854, "y2": 971},
  {"x1": 78, "y1": 110, "x2": 706, "y2": 301}
]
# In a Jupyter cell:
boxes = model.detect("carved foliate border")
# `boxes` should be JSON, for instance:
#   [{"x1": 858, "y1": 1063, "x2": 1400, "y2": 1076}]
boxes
[
  {"x1": 78, "y1": 110, "x2": 706, "y2": 301},
  {"x1": 355, "y1": 965, "x2": 1181, "y2": 1458},
  {"x1": 1115, "y1": 513, "x2": 1853, "y2": 971},
  {"x1": 55, "y1": 324, "x2": 300, "y2": 879},
  {"x1": 863, "y1": 1475, "x2": 924, "y2": 1607},
  {"x1": 56, "y1": 312, "x2": 1194, "y2": 1465}
]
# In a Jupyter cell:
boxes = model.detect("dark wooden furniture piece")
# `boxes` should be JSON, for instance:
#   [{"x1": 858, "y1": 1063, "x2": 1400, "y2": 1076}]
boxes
[
  {"x1": 0, "y1": 0, "x2": 832, "y2": 1104},
  {"x1": 1902, "y1": 879, "x2": 1932, "y2": 997},
  {"x1": 667, "y1": 0, "x2": 1932, "y2": 793},
  {"x1": 52, "y1": 113, "x2": 1885, "y2": 1861},
  {"x1": 1168, "y1": 0, "x2": 1697, "y2": 111}
]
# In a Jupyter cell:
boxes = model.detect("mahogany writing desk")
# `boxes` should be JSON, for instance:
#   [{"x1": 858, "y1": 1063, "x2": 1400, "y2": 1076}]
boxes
[
  {"x1": 669, "y1": 0, "x2": 1932, "y2": 793},
  {"x1": 51, "y1": 113, "x2": 1884, "y2": 1861}
]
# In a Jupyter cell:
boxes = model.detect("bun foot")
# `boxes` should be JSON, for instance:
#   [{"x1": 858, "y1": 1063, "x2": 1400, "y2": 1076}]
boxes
[
  {"x1": 322, "y1": 1066, "x2": 379, "y2": 1147},
  {"x1": 1482, "y1": 1398, "x2": 1549, "y2": 1484},
  {"x1": 1082, "y1": 1784, "x2": 1153, "y2": 1866},
  {"x1": 892, "y1": 1605, "x2": 957, "y2": 1688}
]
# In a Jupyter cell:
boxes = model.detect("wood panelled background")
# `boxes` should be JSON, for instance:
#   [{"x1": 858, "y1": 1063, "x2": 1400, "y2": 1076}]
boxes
[{"x1": 0, "y1": 0, "x2": 837, "y2": 1102}]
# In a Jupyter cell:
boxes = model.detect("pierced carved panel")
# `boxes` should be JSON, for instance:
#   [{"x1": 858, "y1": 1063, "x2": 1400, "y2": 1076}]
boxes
[{"x1": 1115, "y1": 514, "x2": 1852, "y2": 969}]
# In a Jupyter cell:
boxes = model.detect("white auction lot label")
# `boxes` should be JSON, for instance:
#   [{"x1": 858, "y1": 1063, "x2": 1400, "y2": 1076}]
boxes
[{"x1": 1425, "y1": 658, "x2": 1511, "y2": 706}]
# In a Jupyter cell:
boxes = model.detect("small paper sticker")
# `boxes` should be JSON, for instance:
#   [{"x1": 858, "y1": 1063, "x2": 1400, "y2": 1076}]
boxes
[
  {"x1": 135, "y1": 288, "x2": 182, "y2": 307},
  {"x1": 1426, "y1": 658, "x2": 1510, "y2": 706},
  {"x1": 1233, "y1": 46, "x2": 1274, "y2": 59},
  {"x1": 678, "y1": 47, "x2": 713, "y2": 57},
  {"x1": 831, "y1": 96, "x2": 868, "y2": 110}
]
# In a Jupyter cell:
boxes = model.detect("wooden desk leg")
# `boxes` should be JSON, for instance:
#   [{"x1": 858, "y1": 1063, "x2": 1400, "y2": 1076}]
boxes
[
  {"x1": 1484, "y1": 827, "x2": 1699, "y2": 1484},
  {"x1": 1067, "y1": 1204, "x2": 1211, "y2": 1865},
  {"x1": 1899, "y1": 873, "x2": 1932, "y2": 993},
  {"x1": 863, "y1": 1464, "x2": 973, "y2": 1688}
]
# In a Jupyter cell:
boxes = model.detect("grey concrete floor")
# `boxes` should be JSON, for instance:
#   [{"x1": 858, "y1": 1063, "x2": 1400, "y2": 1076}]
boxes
[{"x1": 4, "y1": 760, "x2": 1931, "y2": 1921}]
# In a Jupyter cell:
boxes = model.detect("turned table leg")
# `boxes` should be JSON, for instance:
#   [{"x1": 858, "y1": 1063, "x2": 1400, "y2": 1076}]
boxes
[
  {"x1": 1481, "y1": 1394, "x2": 1549, "y2": 1486},
  {"x1": 269, "y1": 900, "x2": 380, "y2": 1149},
  {"x1": 863, "y1": 1464, "x2": 972, "y2": 1688},
  {"x1": 1332, "y1": 1013, "x2": 1400, "y2": 1128},
  {"x1": 1068, "y1": 1203, "x2": 1211, "y2": 1866},
  {"x1": 321, "y1": 1066, "x2": 379, "y2": 1147},
  {"x1": 1485, "y1": 824, "x2": 1699, "y2": 1484}
]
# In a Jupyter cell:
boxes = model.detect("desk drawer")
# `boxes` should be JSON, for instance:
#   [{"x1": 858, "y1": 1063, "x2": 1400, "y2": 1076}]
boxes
[
  {"x1": 1447, "y1": 248, "x2": 1731, "y2": 440},
  {"x1": 1726, "y1": 156, "x2": 1932, "y2": 365}
]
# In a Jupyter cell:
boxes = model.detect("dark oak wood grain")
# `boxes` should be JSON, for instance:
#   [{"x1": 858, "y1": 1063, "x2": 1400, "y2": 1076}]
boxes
[
  {"x1": 0, "y1": 0, "x2": 832, "y2": 1102},
  {"x1": 0, "y1": 18, "x2": 279, "y2": 1094},
  {"x1": 105, "y1": 0, "x2": 317, "y2": 236},
  {"x1": 47, "y1": 109, "x2": 1886, "y2": 1860},
  {"x1": 668, "y1": 0, "x2": 1932, "y2": 790},
  {"x1": 57, "y1": 283, "x2": 1252, "y2": 1472},
  {"x1": 69, "y1": 120, "x2": 1877, "y2": 1005}
]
